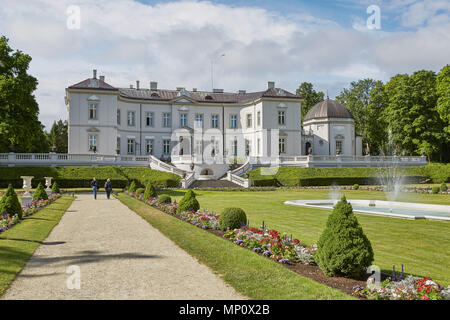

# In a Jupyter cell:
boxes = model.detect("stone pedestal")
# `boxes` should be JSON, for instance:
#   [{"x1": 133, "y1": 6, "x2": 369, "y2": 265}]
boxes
[
  {"x1": 44, "y1": 177, "x2": 53, "y2": 196},
  {"x1": 20, "y1": 176, "x2": 34, "y2": 207}
]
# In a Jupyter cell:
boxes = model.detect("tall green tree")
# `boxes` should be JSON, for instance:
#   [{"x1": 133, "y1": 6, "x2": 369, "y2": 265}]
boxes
[
  {"x1": 296, "y1": 82, "x2": 324, "y2": 122},
  {"x1": 366, "y1": 81, "x2": 388, "y2": 155},
  {"x1": 336, "y1": 79, "x2": 380, "y2": 155},
  {"x1": 48, "y1": 119, "x2": 68, "y2": 153},
  {"x1": 436, "y1": 65, "x2": 450, "y2": 162},
  {"x1": 0, "y1": 36, "x2": 47, "y2": 152},
  {"x1": 385, "y1": 70, "x2": 446, "y2": 161}
]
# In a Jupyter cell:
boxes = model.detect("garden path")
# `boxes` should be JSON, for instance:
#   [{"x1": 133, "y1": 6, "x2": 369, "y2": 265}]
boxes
[{"x1": 1, "y1": 194, "x2": 245, "y2": 300}]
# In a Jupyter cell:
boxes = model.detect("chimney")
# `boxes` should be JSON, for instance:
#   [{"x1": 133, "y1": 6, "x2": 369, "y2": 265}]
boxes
[
  {"x1": 213, "y1": 88, "x2": 224, "y2": 93},
  {"x1": 130, "y1": 84, "x2": 134, "y2": 89},
  {"x1": 99, "y1": 75, "x2": 105, "y2": 82},
  {"x1": 268, "y1": 81, "x2": 275, "y2": 89},
  {"x1": 176, "y1": 87, "x2": 185, "y2": 91},
  {"x1": 238, "y1": 90, "x2": 246, "y2": 94},
  {"x1": 150, "y1": 81, "x2": 158, "y2": 90},
  {"x1": 136, "y1": 80, "x2": 140, "y2": 90},
  {"x1": 192, "y1": 88, "x2": 197, "y2": 92},
  {"x1": 93, "y1": 69, "x2": 97, "y2": 79}
]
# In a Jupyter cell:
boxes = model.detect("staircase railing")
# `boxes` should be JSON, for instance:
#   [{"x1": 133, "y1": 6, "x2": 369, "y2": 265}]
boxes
[
  {"x1": 181, "y1": 172, "x2": 196, "y2": 189},
  {"x1": 149, "y1": 155, "x2": 185, "y2": 177}
]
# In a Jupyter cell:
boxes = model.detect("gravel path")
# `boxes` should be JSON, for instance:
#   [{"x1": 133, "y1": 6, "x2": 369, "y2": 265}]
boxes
[{"x1": 2, "y1": 194, "x2": 245, "y2": 300}]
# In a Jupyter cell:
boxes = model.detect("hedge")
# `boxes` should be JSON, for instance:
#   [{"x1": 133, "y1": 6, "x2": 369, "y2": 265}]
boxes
[
  {"x1": 247, "y1": 164, "x2": 449, "y2": 187},
  {"x1": 0, "y1": 166, "x2": 181, "y2": 189}
]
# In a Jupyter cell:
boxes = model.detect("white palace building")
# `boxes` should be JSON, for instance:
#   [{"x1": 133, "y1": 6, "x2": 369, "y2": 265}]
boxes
[{"x1": 0, "y1": 69, "x2": 427, "y2": 188}]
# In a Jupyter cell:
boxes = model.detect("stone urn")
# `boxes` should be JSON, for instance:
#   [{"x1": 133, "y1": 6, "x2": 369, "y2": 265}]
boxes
[
  {"x1": 20, "y1": 176, "x2": 34, "y2": 207},
  {"x1": 44, "y1": 177, "x2": 53, "y2": 196}
]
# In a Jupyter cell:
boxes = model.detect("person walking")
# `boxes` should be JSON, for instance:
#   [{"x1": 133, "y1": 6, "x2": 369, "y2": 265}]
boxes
[
  {"x1": 104, "y1": 178, "x2": 113, "y2": 200},
  {"x1": 90, "y1": 177, "x2": 98, "y2": 200}
]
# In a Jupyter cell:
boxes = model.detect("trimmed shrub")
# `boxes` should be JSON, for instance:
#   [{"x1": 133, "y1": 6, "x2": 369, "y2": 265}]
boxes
[
  {"x1": 440, "y1": 183, "x2": 448, "y2": 192},
  {"x1": 0, "y1": 184, "x2": 22, "y2": 219},
  {"x1": 219, "y1": 207, "x2": 247, "y2": 231},
  {"x1": 143, "y1": 183, "x2": 157, "y2": 199},
  {"x1": 128, "y1": 181, "x2": 137, "y2": 193},
  {"x1": 353, "y1": 184, "x2": 359, "y2": 190},
  {"x1": 135, "y1": 188, "x2": 145, "y2": 195},
  {"x1": 33, "y1": 182, "x2": 48, "y2": 201},
  {"x1": 177, "y1": 190, "x2": 200, "y2": 214},
  {"x1": 158, "y1": 194, "x2": 171, "y2": 204},
  {"x1": 51, "y1": 181, "x2": 60, "y2": 193},
  {"x1": 315, "y1": 196, "x2": 374, "y2": 278},
  {"x1": 431, "y1": 186, "x2": 440, "y2": 194}
]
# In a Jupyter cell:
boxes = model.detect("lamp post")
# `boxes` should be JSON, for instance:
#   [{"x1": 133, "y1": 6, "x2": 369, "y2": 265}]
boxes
[{"x1": 211, "y1": 53, "x2": 225, "y2": 91}]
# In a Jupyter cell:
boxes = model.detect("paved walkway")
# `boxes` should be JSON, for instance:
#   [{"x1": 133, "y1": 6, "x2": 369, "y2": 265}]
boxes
[{"x1": 2, "y1": 194, "x2": 245, "y2": 300}]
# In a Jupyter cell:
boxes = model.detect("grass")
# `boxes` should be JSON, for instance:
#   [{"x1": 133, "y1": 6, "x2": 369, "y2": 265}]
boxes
[
  {"x1": 116, "y1": 193, "x2": 354, "y2": 300},
  {"x1": 160, "y1": 188, "x2": 450, "y2": 286},
  {"x1": 0, "y1": 196, "x2": 74, "y2": 296}
]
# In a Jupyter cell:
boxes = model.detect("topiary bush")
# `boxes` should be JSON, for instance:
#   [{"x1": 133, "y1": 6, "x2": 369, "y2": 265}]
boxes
[
  {"x1": 143, "y1": 183, "x2": 157, "y2": 199},
  {"x1": 158, "y1": 194, "x2": 171, "y2": 204},
  {"x1": 218, "y1": 207, "x2": 247, "y2": 231},
  {"x1": 51, "y1": 181, "x2": 60, "y2": 193},
  {"x1": 315, "y1": 196, "x2": 374, "y2": 278},
  {"x1": 353, "y1": 184, "x2": 359, "y2": 190},
  {"x1": 128, "y1": 181, "x2": 137, "y2": 193},
  {"x1": 431, "y1": 186, "x2": 440, "y2": 194},
  {"x1": 0, "y1": 184, "x2": 23, "y2": 219},
  {"x1": 33, "y1": 182, "x2": 48, "y2": 201},
  {"x1": 135, "y1": 188, "x2": 145, "y2": 195},
  {"x1": 440, "y1": 183, "x2": 448, "y2": 192},
  {"x1": 177, "y1": 189, "x2": 200, "y2": 214}
]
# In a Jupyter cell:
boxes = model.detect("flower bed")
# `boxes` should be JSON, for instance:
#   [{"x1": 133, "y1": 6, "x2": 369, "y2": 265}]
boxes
[
  {"x1": 0, "y1": 193, "x2": 61, "y2": 234},
  {"x1": 352, "y1": 276, "x2": 450, "y2": 300}
]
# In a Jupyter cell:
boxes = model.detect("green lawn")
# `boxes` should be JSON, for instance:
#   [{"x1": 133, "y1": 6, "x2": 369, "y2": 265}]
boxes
[
  {"x1": 0, "y1": 196, "x2": 74, "y2": 296},
  {"x1": 116, "y1": 193, "x2": 354, "y2": 300},
  {"x1": 159, "y1": 188, "x2": 450, "y2": 286}
]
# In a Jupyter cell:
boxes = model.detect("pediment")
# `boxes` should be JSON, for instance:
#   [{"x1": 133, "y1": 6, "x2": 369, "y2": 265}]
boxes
[
  {"x1": 174, "y1": 98, "x2": 194, "y2": 103},
  {"x1": 334, "y1": 134, "x2": 345, "y2": 140},
  {"x1": 87, "y1": 95, "x2": 100, "y2": 101},
  {"x1": 87, "y1": 127, "x2": 100, "y2": 133}
]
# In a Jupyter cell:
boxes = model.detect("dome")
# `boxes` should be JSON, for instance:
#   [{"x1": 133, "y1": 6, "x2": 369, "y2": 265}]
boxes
[{"x1": 303, "y1": 98, "x2": 353, "y2": 121}]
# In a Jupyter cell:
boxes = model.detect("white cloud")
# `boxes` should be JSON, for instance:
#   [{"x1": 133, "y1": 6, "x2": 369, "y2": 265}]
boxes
[{"x1": 0, "y1": 0, "x2": 449, "y2": 128}]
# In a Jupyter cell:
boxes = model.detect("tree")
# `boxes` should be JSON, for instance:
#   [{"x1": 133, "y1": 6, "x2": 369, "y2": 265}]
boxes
[
  {"x1": 0, "y1": 36, "x2": 47, "y2": 153},
  {"x1": 384, "y1": 70, "x2": 446, "y2": 161},
  {"x1": 315, "y1": 196, "x2": 373, "y2": 278},
  {"x1": 436, "y1": 65, "x2": 450, "y2": 162},
  {"x1": 0, "y1": 184, "x2": 23, "y2": 219},
  {"x1": 336, "y1": 79, "x2": 381, "y2": 154},
  {"x1": 48, "y1": 119, "x2": 68, "y2": 153},
  {"x1": 366, "y1": 81, "x2": 388, "y2": 155},
  {"x1": 296, "y1": 82, "x2": 324, "y2": 122}
]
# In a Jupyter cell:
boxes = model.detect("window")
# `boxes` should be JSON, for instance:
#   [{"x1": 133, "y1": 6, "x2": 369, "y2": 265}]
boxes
[
  {"x1": 336, "y1": 140, "x2": 343, "y2": 155},
  {"x1": 89, "y1": 135, "x2": 97, "y2": 151},
  {"x1": 163, "y1": 113, "x2": 171, "y2": 127},
  {"x1": 279, "y1": 138, "x2": 286, "y2": 154},
  {"x1": 145, "y1": 112, "x2": 153, "y2": 127},
  {"x1": 232, "y1": 138, "x2": 238, "y2": 156},
  {"x1": 163, "y1": 139, "x2": 170, "y2": 155},
  {"x1": 230, "y1": 114, "x2": 238, "y2": 129},
  {"x1": 145, "y1": 139, "x2": 154, "y2": 155},
  {"x1": 195, "y1": 114, "x2": 203, "y2": 129},
  {"x1": 180, "y1": 113, "x2": 187, "y2": 127},
  {"x1": 246, "y1": 114, "x2": 252, "y2": 128},
  {"x1": 211, "y1": 114, "x2": 219, "y2": 128},
  {"x1": 245, "y1": 139, "x2": 251, "y2": 156},
  {"x1": 89, "y1": 103, "x2": 97, "y2": 120},
  {"x1": 210, "y1": 137, "x2": 218, "y2": 156},
  {"x1": 127, "y1": 138, "x2": 135, "y2": 154},
  {"x1": 127, "y1": 111, "x2": 135, "y2": 126},
  {"x1": 117, "y1": 137, "x2": 120, "y2": 150},
  {"x1": 278, "y1": 110, "x2": 285, "y2": 125},
  {"x1": 257, "y1": 138, "x2": 261, "y2": 155},
  {"x1": 257, "y1": 111, "x2": 261, "y2": 126},
  {"x1": 117, "y1": 109, "x2": 121, "y2": 125}
]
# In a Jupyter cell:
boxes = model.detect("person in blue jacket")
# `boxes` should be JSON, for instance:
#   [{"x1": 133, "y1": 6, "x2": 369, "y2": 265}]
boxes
[{"x1": 90, "y1": 177, "x2": 98, "y2": 200}]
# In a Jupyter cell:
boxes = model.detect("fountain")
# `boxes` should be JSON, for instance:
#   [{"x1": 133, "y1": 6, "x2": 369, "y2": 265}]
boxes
[{"x1": 20, "y1": 176, "x2": 34, "y2": 207}]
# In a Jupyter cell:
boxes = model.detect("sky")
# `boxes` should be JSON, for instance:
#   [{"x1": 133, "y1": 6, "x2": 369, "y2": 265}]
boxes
[{"x1": 0, "y1": 0, "x2": 449, "y2": 129}]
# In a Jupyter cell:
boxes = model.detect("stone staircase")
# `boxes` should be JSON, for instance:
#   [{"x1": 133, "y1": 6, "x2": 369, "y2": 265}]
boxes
[{"x1": 189, "y1": 179, "x2": 243, "y2": 189}]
